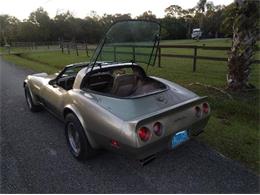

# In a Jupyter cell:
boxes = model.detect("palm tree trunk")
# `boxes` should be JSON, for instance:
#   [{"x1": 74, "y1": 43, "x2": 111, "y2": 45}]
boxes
[{"x1": 227, "y1": 0, "x2": 257, "y2": 91}]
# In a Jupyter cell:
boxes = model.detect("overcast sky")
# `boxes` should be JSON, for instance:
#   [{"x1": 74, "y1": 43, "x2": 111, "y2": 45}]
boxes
[{"x1": 0, "y1": 0, "x2": 233, "y2": 20}]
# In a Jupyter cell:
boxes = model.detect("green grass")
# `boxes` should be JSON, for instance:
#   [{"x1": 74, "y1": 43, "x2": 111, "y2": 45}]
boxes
[
  {"x1": 196, "y1": 87, "x2": 259, "y2": 173},
  {"x1": 2, "y1": 38, "x2": 260, "y2": 173},
  {"x1": 3, "y1": 54, "x2": 58, "y2": 73},
  {"x1": 0, "y1": 45, "x2": 62, "y2": 54},
  {"x1": 3, "y1": 50, "x2": 90, "y2": 74},
  {"x1": 160, "y1": 38, "x2": 233, "y2": 46}
]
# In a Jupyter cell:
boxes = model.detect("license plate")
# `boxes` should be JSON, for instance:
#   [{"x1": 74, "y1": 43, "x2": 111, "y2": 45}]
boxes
[{"x1": 172, "y1": 130, "x2": 189, "y2": 148}]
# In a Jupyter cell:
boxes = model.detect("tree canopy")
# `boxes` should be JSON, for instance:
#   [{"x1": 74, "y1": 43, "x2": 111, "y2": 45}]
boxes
[{"x1": 0, "y1": 1, "x2": 237, "y2": 45}]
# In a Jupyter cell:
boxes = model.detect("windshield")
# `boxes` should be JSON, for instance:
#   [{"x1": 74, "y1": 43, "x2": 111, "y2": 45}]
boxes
[{"x1": 90, "y1": 20, "x2": 161, "y2": 68}]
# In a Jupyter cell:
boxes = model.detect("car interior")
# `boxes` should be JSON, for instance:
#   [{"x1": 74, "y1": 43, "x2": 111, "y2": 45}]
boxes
[
  {"x1": 55, "y1": 65, "x2": 167, "y2": 97},
  {"x1": 57, "y1": 76, "x2": 76, "y2": 90},
  {"x1": 55, "y1": 65, "x2": 84, "y2": 90},
  {"x1": 81, "y1": 66, "x2": 167, "y2": 97}
]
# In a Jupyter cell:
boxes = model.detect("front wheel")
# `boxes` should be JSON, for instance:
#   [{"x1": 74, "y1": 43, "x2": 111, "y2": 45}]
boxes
[
  {"x1": 24, "y1": 85, "x2": 42, "y2": 112},
  {"x1": 65, "y1": 113, "x2": 95, "y2": 161}
]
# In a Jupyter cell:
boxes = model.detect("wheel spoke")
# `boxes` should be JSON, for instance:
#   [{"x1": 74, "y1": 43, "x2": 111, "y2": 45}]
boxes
[{"x1": 67, "y1": 123, "x2": 81, "y2": 155}]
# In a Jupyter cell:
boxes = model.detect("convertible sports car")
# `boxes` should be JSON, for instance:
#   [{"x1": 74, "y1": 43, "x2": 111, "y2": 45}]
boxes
[{"x1": 24, "y1": 20, "x2": 210, "y2": 164}]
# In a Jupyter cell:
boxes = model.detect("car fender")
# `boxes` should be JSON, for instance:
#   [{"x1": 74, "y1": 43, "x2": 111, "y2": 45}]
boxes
[
  {"x1": 63, "y1": 104, "x2": 99, "y2": 148},
  {"x1": 24, "y1": 79, "x2": 40, "y2": 105}
]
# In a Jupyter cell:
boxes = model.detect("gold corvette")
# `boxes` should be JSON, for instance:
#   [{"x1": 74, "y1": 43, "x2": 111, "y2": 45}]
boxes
[{"x1": 24, "y1": 20, "x2": 210, "y2": 164}]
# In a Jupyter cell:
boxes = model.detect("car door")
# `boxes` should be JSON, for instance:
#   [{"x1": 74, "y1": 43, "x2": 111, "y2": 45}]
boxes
[
  {"x1": 40, "y1": 65, "x2": 84, "y2": 117},
  {"x1": 40, "y1": 81, "x2": 68, "y2": 117}
]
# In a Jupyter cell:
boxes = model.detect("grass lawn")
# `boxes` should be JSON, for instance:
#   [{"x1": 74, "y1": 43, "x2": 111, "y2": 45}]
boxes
[
  {"x1": 2, "y1": 38, "x2": 260, "y2": 173},
  {"x1": 160, "y1": 38, "x2": 233, "y2": 46}
]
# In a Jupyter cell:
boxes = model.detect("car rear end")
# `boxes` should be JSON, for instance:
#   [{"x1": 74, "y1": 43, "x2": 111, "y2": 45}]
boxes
[{"x1": 123, "y1": 96, "x2": 210, "y2": 160}]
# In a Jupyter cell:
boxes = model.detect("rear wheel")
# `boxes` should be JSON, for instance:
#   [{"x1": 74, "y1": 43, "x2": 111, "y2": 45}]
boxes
[
  {"x1": 65, "y1": 113, "x2": 95, "y2": 161},
  {"x1": 24, "y1": 85, "x2": 42, "y2": 112}
]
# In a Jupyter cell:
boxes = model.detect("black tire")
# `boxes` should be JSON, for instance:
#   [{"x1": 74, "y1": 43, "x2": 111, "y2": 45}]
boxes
[
  {"x1": 24, "y1": 85, "x2": 42, "y2": 112},
  {"x1": 65, "y1": 113, "x2": 95, "y2": 161}
]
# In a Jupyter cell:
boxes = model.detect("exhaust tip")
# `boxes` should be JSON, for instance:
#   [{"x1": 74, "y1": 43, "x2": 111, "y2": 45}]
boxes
[{"x1": 139, "y1": 154, "x2": 156, "y2": 166}]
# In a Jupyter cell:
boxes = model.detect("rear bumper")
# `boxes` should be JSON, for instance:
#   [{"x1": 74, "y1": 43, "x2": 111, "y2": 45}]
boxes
[{"x1": 107, "y1": 116, "x2": 209, "y2": 160}]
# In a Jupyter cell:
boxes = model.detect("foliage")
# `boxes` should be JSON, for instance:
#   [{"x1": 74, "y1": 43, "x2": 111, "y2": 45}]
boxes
[
  {"x1": 227, "y1": 0, "x2": 260, "y2": 90},
  {"x1": 0, "y1": 1, "x2": 235, "y2": 45},
  {"x1": 221, "y1": 3, "x2": 237, "y2": 37},
  {"x1": 160, "y1": 16, "x2": 187, "y2": 39},
  {"x1": 137, "y1": 11, "x2": 157, "y2": 20},
  {"x1": 165, "y1": 5, "x2": 188, "y2": 18},
  {"x1": 0, "y1": 15, "x2": 20, "y2": 44}
]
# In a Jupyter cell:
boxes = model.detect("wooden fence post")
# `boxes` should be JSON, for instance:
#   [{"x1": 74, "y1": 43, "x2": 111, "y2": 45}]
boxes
[
  {"x1": 75, "y1": 42, "x2": 79, "y2": 56},
  {"x1": 193, "y1": 46, "x2": 197, "y2": 72},
  {"x1": 158, "y1": 46, "x2": 161, "y2": 67},
  {"x1": 132, "y1": 46, "x2": 135, "y2": 62},
  {"x1": 67, "y1": 43, "x2": 70, "y2": 54},
  {"x1": 5, "y1": 45, "x2": 11, "y2": 54},
  {"x1": 85, "y1": 40, "x2": 89, "y2": 57},
  {"x1": 113, "y1": 46, "x2": 116, "y2": 61},
  {"x1": 61, "y1": 41, "x2": 64, "y2": 53}
]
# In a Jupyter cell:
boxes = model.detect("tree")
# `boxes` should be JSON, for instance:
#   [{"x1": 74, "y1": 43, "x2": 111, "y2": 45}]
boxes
[
  {"x1": 0, "y1": 4, "x2": 234, "y2": 44},
  {"x1": 203, "y1": 2, "x2": 225, "y2": 38},
  {"x1": 54, "y1": 11, "x2": 74, "y2": 40},
  {"x1": 165, "y1": 5, "x2": 188, "y2": 18},
  {"x1": 137, "y1": 11, "x2": 157, "y2": 20},
  {"x1": 196, "y1": 0, "x2": 207, "y2": 29},
  {"x1": 17, "y1": 21, "x2": 38, "y2": 42},
  {"x1": 183, "y1": 9, "x2": 196, "y2": 38},
  {"x1": 226, "y1": 0, "x2": 259, "y2": 90},
  {"x1": 28, "y1": 7, "x2": 52, "y2": 41},
  {"x1": 221, "y1": 3, "x2": 236, "y2": 37},
  {"x1": 0, "y1": 15, "x2": 20, "y2": 45},
  {"x1": 100, "y1": 13, "x2": 131, "y2": 30},
  {"x1": 161, "y1": 16, "x2": 187, "y2": 40},
  {"x1": 206, "y1": 1, "x2": 215, "y2": 12}
]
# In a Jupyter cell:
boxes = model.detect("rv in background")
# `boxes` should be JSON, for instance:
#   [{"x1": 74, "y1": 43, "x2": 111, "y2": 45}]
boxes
[{"x1": 191, "y1": 28, "x2": 202, "y2": 39}]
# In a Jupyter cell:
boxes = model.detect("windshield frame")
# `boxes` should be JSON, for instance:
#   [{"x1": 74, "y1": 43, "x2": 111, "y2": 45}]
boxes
[{"x1": 89, "y1": 19, "x2": 161, "y2": 72}]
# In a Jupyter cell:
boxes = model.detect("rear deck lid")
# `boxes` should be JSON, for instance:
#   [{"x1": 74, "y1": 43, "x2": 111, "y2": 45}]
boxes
[{"x1": 91, "y1": 83, "x2": 198, "y2": 121}]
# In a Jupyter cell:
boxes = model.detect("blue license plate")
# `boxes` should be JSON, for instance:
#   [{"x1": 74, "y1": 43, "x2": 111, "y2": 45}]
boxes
[{"x1": 172, "y1": 130, "x2": 189, "y2": 148}]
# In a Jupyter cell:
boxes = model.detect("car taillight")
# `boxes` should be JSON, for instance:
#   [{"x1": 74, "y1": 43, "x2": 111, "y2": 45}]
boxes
[
  {"x1": 137, "y1": 127, "x2": 151, "y2": 141},
  {"x1": 202, "y1": 102, "x2": 209, "y2": 114},
  {"x1": 195, "y1": 106, "x2": 201, "y2": 117},
  {"x1": 110, "y1": 140, "x2": 120, "y2": 148},
  {"x1": 153, "y1": 122, "x2": 163, "y2": 136}
]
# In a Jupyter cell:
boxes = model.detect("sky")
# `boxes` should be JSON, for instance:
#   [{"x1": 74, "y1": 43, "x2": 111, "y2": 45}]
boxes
[{"x1": 0, "y1": 0, "x2": 233, "y2": 20}]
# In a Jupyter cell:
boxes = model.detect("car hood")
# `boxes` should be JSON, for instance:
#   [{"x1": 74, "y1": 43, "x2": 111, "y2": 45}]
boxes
[{"x1": 30, "y1": 72, "x2": 56, "y2": 79}]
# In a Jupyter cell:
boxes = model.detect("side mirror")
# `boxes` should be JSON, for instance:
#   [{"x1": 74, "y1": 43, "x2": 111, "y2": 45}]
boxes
[{"x1": 49, "y1": 79, "x2": 58, "y2": 88}]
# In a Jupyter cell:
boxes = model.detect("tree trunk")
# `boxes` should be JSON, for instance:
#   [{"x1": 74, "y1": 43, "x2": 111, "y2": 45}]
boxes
[
  {"x1": 227, "y1": 0, "x2": 257, "y2": 91},
  {"x1": 199, "y1": 14, "x2": 203, "y2": 30}
]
